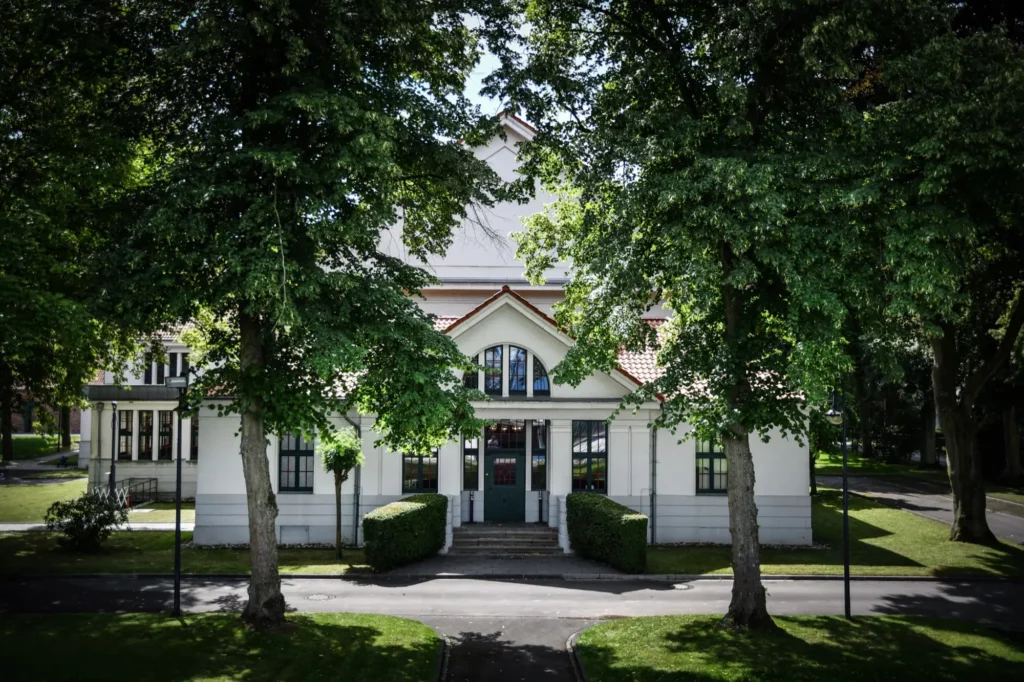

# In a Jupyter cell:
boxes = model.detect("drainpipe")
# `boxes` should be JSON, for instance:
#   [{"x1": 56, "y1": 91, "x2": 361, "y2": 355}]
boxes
[
  {"x1": 649, "y1": 407, "x2": 661, "y2": 545},
  {"x1": 94, "y1": 402, "x2": 104, "y2": 490},
  {"x1": 342, "y1": 414, "x2": 362, "y2": 546}
]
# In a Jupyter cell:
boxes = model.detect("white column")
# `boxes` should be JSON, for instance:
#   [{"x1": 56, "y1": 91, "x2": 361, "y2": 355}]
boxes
[
  {"x1": 549, "y1": 419, "x2": 571, "y2": 528},
  {"x1": 438, "y1": 441, "x2": 460, "y2": 497},
  {"x1": 501, "y1": 344, "x2": 509, "y2": 397},
  {"x1": 608, "y1": 424, "x2": 631, "y2": 497},
  {"x1": 526, "y1": 354, "x2": 534, "y2": 398}
]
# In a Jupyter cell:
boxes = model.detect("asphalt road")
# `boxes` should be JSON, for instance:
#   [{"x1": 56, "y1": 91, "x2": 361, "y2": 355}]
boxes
[{"x1": 819, "y1": 475, "x2": 1024, "y2": 545}]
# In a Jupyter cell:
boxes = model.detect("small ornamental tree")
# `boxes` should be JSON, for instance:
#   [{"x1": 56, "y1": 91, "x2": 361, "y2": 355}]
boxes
[{"x1": 320, "y1": 428, "x2": 365, "y2": 558}]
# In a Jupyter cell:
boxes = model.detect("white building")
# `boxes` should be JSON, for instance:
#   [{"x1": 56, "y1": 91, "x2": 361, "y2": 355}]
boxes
[{"x1": 81, "y1": 114, "x2": 811, "y2": 549}]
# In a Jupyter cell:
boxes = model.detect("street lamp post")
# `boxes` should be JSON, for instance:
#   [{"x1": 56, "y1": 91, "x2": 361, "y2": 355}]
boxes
[
  {"x1": 109, "y1": 401, "x2": 118, "y2": 495},
  {"x1": 165, "y1": 375, "x2": 188, "y2": 617},
  {"x1": 825, "y1": 386, "x2": 851, "y2": 620}
]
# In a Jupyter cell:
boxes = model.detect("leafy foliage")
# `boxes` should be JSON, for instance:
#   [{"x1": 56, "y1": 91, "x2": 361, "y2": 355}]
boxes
[
  {"x1": 362, "y1": 494, "x2": 447, "y2": 572},
  {"x1": 44, "y1": 493, "x2": 129, "y2": 553},
  {"x1": 566, "y1": 493, "x2": 647, "y2": 574},
  {"x1": 319, "y1": 428, "x2": 365, "y2": 483}
]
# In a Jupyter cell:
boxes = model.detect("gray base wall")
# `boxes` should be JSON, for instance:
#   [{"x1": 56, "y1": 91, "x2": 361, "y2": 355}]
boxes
[
  {"x1": 652, "y1": 494, "x2": 811, "y2": 546},
  {"x1": 87, "y1": 459, "x2": 198, "y2": 501}
]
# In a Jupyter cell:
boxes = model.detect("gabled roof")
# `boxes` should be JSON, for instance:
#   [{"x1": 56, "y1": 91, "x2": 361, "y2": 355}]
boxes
[{"x1": 431, "y1": 286, "x2": 665, "y2": 399}]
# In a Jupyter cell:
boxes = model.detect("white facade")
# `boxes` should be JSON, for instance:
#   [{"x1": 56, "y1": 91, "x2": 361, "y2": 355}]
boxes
[{"x1": 87, "y1": 115, "x2": 812, "y2": 547}]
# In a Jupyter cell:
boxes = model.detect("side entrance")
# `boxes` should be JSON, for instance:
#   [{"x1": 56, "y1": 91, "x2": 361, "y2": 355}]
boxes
[{"x1": 484, "y1": 449, "x2": 525, "y2": 522}]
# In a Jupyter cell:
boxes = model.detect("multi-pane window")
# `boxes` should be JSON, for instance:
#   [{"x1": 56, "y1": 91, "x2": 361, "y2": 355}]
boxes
[
  {"x1": 696, "y1": 437, "x2": 727, "y2": 493},
  {"x1": 403, "y1": 448, "x2": 439, "y2": 493},
  {"x1": 484, "y1": 346, "x2": 502, "y2": 395},
  {"x1": 533, "y1": 359, "x2": 550, "y2": 396},
  {"x1": 118, "y1": 411, "x2": 133, "y2": 461},
  {"x1": 169, "y1": 353, "x2": 178, "y2": 378},
  {"x1": 190, "y1": 413, "x2": 199, "y2": 461},
  {"x1": 571, "y1": 420, "x2": 607, "y2": 493},
  {"x1": 138, "y1": 411, "x2": 154, "y2": 461},
  {"x1": 156, "y1": 362, "x2": 165, "y2": 386},
  {"x1": 531, "y1": 420, "x2": 547, "y2": 491},
  {"x1": 485, "y1": 419, "x2": 526, "y2": 450},
  {"x1": 463, "y1": 436, "x2": 479, "y2": 490},
  {"x1": 464, "y1": 355, "x2": 479, "y2": 390},
  {"x1": 157, "y1": 411, "x2": 173, "y2": 460},
  {"x1": 509, "y1": 346, "x2": 527, "y2": 395},
  {"x1": 279, "y1": 433, "x2": 315, "y2": 492}
]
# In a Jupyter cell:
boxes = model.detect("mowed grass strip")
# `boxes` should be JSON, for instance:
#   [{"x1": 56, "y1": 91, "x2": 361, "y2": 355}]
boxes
[
  {"x1": 576, "y1": 615, "x2": 1024, "y2": 682},
  {"x1": 0, "y1": 478, "x2": 87, "y2": 522},
  {"x1": 648, "y1": 489, "x2": 1024, "y2": 577},
  {"x1": 0, "y1": 531, "x2": 369, "y2": 575},
  {"x1": 0, "y1": 613, "x2": 439, "y2": 682}
]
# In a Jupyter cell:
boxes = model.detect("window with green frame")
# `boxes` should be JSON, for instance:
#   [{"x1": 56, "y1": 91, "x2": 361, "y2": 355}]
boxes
[
  {"x1": 279, "y1": 432, "x2": 315, "y2": 492},
  {"x1": 531, "y1": 420, "x2": 547, "y2": 490},
  {"x1": 571, "y1": 420, "x2": 607, "y2": 493},
  {"x1": 138, "y1": 411, "x2": 153, "y2": 461},
  {"x1": 696, "y1": 437, "x2": 727, "y2": 493},
  {"x1": 403, "y1": 448, "x2": 438, "y2": 493},
  {"x1": 463, "y1": 436, "x2": 479, "y2": 490},
  {"x1": 484, "y1": 346, "x2": 502, "y2": 395},
  {"x1": 117, "y1": 411, "x2": 133, "y2": 461},
  {"x1": 464, "y1": 354, "x2": 479, "y2": 389},
  {"x1": 157, "y1": 410, "x2": 173, "y2": 460}
]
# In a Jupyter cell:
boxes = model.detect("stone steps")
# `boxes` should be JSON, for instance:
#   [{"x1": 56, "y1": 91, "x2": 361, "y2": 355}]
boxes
[{"x1": 450, "y1": 524, "x2": 561, "y2": 557}]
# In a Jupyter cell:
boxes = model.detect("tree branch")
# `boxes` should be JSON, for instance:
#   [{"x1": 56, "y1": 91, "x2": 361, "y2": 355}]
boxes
[{"x1": 963, "y1": 289, "x2": 1024, "y2": 405}]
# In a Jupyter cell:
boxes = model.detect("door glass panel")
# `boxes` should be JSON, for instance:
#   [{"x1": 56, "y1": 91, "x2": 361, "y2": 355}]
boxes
[
  {"x1": 493, "y1": 457, "x2": 517, "y2": 485},
  {"x1": 572, "y1": 457, "x2": 589, "y2": 491},
  {"x1": 590, "y1": 457, "x2": 607, "y2": 492}
]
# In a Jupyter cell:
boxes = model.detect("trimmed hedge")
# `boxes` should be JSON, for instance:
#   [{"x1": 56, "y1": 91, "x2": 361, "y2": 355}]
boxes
[
  {"x1": 363, "y1": 493, "x2": 447, "y2": 572},
  {"x1": 566, "y1": 493, "x2": 648, "y2": 574}
]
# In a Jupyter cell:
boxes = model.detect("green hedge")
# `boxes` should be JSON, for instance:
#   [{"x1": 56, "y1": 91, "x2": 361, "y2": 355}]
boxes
[
  {"x1": 363, "y1": 493, "x2": 447, "y2": 572},
  {"x1": 566, "y1": 493, "x2": 648, "y2": 574}
]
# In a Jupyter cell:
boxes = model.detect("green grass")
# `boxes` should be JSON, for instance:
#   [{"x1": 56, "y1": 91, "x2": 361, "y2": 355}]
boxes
[
  {"x1": 0, "y1": 531, "x2": 370, "y2": 575},
  {"x1": 0, "y1": 478, "x2": 87, "y2": 521},
  {"x1": 40, "y1": 453, "x2": 79, "y2": 467},
  {"x1": 128, "y1": 501, "x2": 196, "y2": 523},
  {"x1": 814, "y1": 452, "x2": 947, "y2": 479},
  {"x1": 648, "y1": 489, "x2": 1024, "y2": 577},
  {"x1": 988, "y1": 487, "x2": 1024, "y2": 506},
  {"x1": 7, "y1": 434, "x2": 80, "y2": 460},
  {"x1": 21, "y1": 469, "x2": 87, "y2": 480},
  {"x1": 576, "y1": 615, "x2": 1024, "y2": 682},
  {"x1": 0, "y1": 613, "x2": 439, "y2": 682}
]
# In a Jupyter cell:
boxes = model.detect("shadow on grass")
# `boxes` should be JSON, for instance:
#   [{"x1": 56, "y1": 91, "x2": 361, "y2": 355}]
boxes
[
  {"x1": 578, "y1": 615, "x2": 1024, "y2": 682},
  {"x1": 0, "y1": 612, "x2": 439, "y2": 682},
  {"x1": 445, "y1": 629, "x2": 576, "y2": 681}
]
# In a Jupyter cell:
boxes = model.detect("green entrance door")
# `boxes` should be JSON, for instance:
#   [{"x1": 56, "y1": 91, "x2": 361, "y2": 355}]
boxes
[{"x1": 484, "y1": 450, "x2": 526, "y2": 522}]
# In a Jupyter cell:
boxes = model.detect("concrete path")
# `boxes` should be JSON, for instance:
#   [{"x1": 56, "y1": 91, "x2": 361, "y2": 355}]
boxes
[
  {"x1": 0, "y1": 521, "x2": 194, "y2": 532},
  {"x1": 819, "y1": 475, "x2": 1024, "y2": 545},
  {"x1": 389, "y1": 553, "x2": 616, "y2": 579}
]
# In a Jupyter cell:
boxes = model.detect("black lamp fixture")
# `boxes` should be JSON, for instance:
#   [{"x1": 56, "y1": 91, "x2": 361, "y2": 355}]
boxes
[
  {"x1": 109, "y1": 400, "x2": 118, "y2": 495},
  {"x1": 826, "y1": 385, "x2": 852, "y2": 620},
  {"x1": 165, "y1": 374, "x2": 188, "y2": 617}
]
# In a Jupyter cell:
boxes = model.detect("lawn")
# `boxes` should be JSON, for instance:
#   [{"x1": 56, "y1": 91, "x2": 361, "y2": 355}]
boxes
[
  {"x1": 0, "y1": 613, "x2": 439, "y2": 682},
  {"x1": 576, "y1": 615, "x2": 1024, "y2": 682},
  {"x1": 0, "y1": 531, "x2": 370, "y2": 575},
  {"x1": 128, "y1": 501, "x2": 196, "y2": 523},
  {"x1": 647, "y1": 489, "x2": 1024, "y2": 577},
  {"x1": 0, "y1": 478, "x2": 87, "y2": 521},
  {"x1": 21, "y1": 469, "x2": 87, "y2": 480},
  {"x1": 814, "y1": 452, "x2": 947, "y2": 479},
  {"x1": 7, "y1": 434, "x2": 80, "y2": 460},
  {"x1": 40, "y1": 453, "x2": 79, "y2": 467}
]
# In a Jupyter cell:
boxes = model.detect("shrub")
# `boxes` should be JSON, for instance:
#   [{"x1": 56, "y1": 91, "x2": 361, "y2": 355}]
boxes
[
  {"x1": 363, "y1": 494, "x2": 447, "y2": 572},
  {"x1": 44, "y1": 493, "x2": 129, "y2": 552},
  {"x1": 566, "y1": 493, "x2": 648, "y2": 573}
]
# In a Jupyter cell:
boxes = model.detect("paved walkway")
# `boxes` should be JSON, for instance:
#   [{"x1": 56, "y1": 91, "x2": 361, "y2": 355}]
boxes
[
  {"x1": 820, "y1": 475, "x2": 1024, "y2": 545},
  {"x1": 390, "y1": 553, "x2": 617, "y2": 579}
]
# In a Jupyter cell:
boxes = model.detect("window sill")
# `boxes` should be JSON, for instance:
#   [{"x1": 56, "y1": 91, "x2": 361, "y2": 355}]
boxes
[{"x1": 278, "y1": 489, "x2": 313, "y2": 495}]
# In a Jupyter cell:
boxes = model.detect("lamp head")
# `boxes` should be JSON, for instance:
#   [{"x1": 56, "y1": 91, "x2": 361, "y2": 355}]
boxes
[
  {"x1": 824, "y1": 388, "x2": 843, "y2": 426},
  {"x1": 111, "y1": 400, "x2": 118, "y2": 410},
  {"x1": 165, "y1": 376, "x2": 188, "y2": 389}
]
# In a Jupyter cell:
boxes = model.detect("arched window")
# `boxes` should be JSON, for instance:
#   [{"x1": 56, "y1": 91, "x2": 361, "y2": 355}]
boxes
[
  {"x1": 509, "y1": 346, "x2": 527, "y2": 395},
  {"x1": 484, "y1": 346, "x2": 502, "y2": 396},
  {"x1": 533, "y1": 358, "x2": 550, "y2": 396},
  {"x1": 464, "y1": 354, "x2": 479, "y2": 389}
]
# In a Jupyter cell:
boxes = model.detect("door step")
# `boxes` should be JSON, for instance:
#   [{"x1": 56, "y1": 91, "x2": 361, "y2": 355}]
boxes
[{"x1": 450, "y1": 524, "x2": 561, "y2": 557}]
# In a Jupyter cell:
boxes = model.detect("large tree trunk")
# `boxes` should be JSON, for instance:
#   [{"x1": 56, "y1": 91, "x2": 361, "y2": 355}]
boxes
[
  {"x1": 0, "y1": 361, "x2": 14, "y2": 463},
  {"x1": 921, "y1": 393, "x2": 938, "y2": 467},
  {"x1": 1003, "y1": 406, "x2": 1021, "y2": 482},
  {"x1": 722, "y1": 431, "x2": 774, "y2": 630},
  {"x1": 809, "y1": 448, "x2": 817, "y2": 496},
  {"x1": 238, "y1": 311, "x2": 286, "y2": 628},
  {"x1": 60, "y1": 406, "x2": 72, "y2": 450}
]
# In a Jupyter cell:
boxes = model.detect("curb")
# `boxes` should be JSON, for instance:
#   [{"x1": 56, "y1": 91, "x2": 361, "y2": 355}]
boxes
[
  {"x1": 567, "y1": 630, "x2": 588, "y2": 682},
  {"x1": 2, "y1": 572, "x2": 1023, "y2": 583},
  {"x1": 434, "y1": 633, "x2": 450, "y2": 682}
]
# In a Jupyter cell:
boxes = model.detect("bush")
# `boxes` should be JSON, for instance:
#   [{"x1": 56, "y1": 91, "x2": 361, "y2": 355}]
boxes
[
  {"x1": 44, "y1": 493, "x2": 129, "y2": 552},
  {"x1": 363, "y1": 494, "x2": 447, "y2": 572},
  {"x1": 566, "y1": 493, "x2": 648, "y2": 573}
]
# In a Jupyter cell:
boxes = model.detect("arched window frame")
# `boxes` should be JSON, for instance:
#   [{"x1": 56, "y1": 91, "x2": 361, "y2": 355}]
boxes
[
  {"x1": 533, "y1": 357, "x2": 551, "y2": 397},
  {"x1": 484, "y1": 346, "x2": 502, "y2": 396},
  {"x1": 509, "y1": 346, "x2": 527, "y2": 396}
]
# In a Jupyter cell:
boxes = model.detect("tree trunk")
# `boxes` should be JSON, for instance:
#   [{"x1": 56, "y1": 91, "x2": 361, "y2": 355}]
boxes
[
  {"x1": 1003, "y1": 406, "x2": 1021, "y2": 482},
  {"x1": 334, "y1": 472, "x2": 343, "y2": 559},
  {"x1": 237, "y1": 311, "x2": 286, "y2": 628},
  {"x1": 60, "y1": 406, "x2": 72, "y2": 450},
  {"x1": 0, "y1": 361, "x2": 13, "y2": 464},
  {"x1": 921, "y1": 395, "x2": 938, "y2": 467},
  {"x1": 809, "y1": 448, "x2": 817, "y2": 496},
  {"x1": 722, "y1": 431, "x2": 775, "y2": 630}
]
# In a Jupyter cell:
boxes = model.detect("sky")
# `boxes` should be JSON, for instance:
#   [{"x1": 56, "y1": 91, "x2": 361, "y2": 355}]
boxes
[{"x1": 465, "y1": 49, "x2": 504, "y2": 114}]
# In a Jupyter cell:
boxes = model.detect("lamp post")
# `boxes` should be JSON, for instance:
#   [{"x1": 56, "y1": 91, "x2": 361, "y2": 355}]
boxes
[
  {"x1": 825, "y1": 385, "x2": 851, "y2": 620},
  {"x1": 165, "y1": 375, "x2": 188, "y2": 617},
  {"x1": 109, "y1": 400, "x2": 118, "y2": 495}
]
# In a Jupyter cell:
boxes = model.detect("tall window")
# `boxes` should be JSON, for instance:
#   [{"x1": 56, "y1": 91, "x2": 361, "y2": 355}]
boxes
[
  {"x1": 403, "y1": 448, "x2": 439, "y2": 493},
  {"x1": 190, "y1": 413, "x2": 199, "y2": 461},
  {"x1": 696, "y1": 437, "x2": 727, "y2": 494},
  {"x1": 169, "y1": 352, "x2": 178, "y2": 378},
  {"x1": 138, "y1": 411, "x2": 154, "y2": 461},
  {"x1": 533, "y1": 359, "x2": 550, "y2": 396},
  {"x1": 571, "y1": 420, "x2": 607, "y2": 493},
  {"x1": 117, "y1": 411, "x2": 133, "y2": 461},
  {"x1": 485, "y1": 419, "x2": 526, "y2": 450},
  {"x1": 279, "y1": 433, "x2": 314, "y2": 492},
  {"x1": 509, "y1": 346, "x2": 527, "y2": 395},
  {"x1": 156, "y1": 362, "x2": 165, "y2": 386},
  {"x1": 157, "y1": 411, "x2": 173, "y2": 460},
  {"x1": 484, "y1": 346, "x2": 502, "y2": 395},
  {"x1": 464, "y1": 354, "x2": 479, "y2": 390},
  {"x1": 532, "y1": 420, "x2": 547, "y2": 491},
  {"x1": 463, "y1": 436, "x2": 479, "y2": 490}
]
